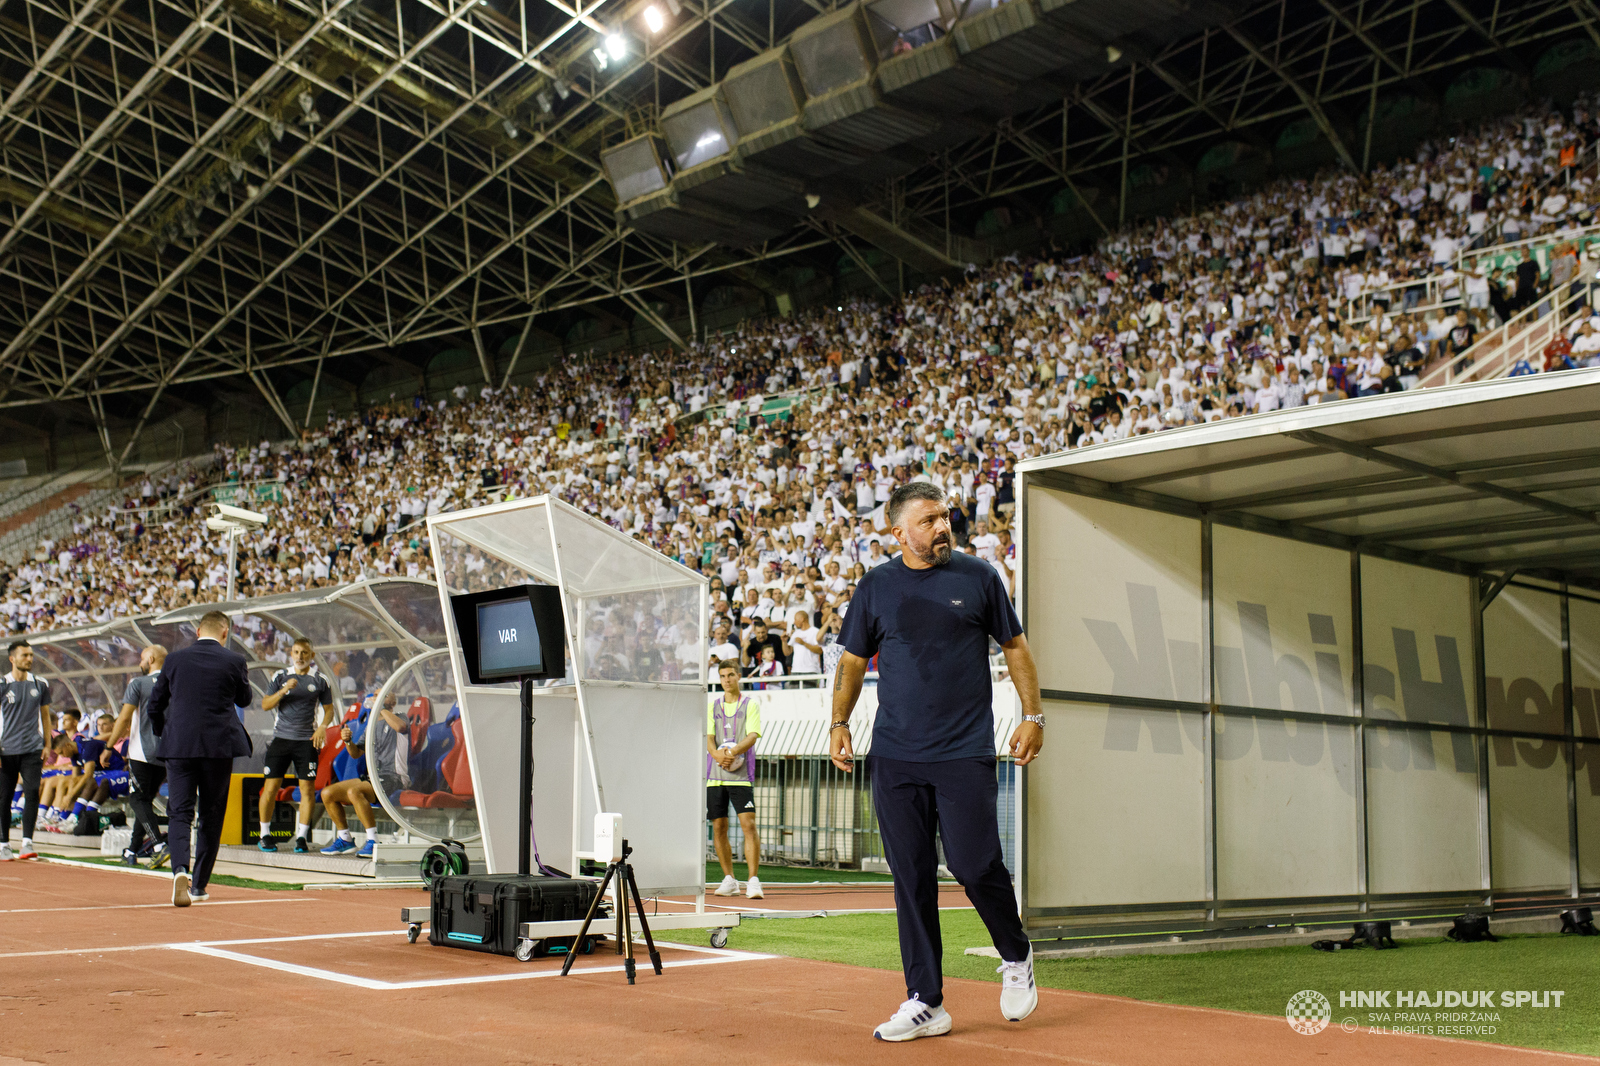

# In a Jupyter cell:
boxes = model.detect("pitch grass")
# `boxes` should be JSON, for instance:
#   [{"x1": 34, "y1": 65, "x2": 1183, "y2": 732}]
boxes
[
  {"x1": 706, "y1": 861, "x2": 895, "y2": 884},
  {"x1": 725, "y1": 910, "x2": 1600, "y2": 1057}
]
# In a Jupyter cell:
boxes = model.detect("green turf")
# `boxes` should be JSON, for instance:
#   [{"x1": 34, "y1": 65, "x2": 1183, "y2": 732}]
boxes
[
  {"x1": 705, "y1": 862, "x2": 895, "y2": 884},
  {"x1": 724, "y1": 910, "x2": 1600, "y2": 1056},
  {"x1": 42, "y1": 852, "x2": 305, "y2": 892}
]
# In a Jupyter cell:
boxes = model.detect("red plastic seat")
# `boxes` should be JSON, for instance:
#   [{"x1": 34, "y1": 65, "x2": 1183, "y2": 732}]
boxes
[
  {"x1": 406, "y1": 697, "x2": 431, "y2": 751},
  {"x1": 423, "y1": 718, "x2": 473, "y2": 808}
]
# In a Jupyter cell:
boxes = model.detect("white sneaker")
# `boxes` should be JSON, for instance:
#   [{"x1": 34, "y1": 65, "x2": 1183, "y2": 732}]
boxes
[
  {"x1": 0, "y1": 843, "x2": 11, "y2": 861},
  {"x1": 188, "y1": 890, "x2": 210, "y2": 903},
  {"x1": 745, "y1": 876, "x2": 763, "y2": 899},
  {"x1": 713, "y1": 874, "x2": 739, "y2": 897},
  {"x1": 873, "y1": 996, "x2": 952, "y2": 1042},
  {"x1": 56, "y1": 816, "x2": 76, "y2": 834},
  {"x1": 172, "y1": 871, "x2": 191, "y2": 908},
  {"x1": 998, "y1": 948, "x2": 1038, "y2": 1021}
]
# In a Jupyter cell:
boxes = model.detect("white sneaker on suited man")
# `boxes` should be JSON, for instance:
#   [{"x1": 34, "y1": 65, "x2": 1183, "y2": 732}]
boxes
[
  {"x1": 745, "y1": 875, "x2": 763, "y2": 899},
  {"x1": 873, "y1": 996, "x2": 951, "y2": 1042},
  {"x1": 998, "y1": 947, "x2": 1037, "y2": 1021},
  {"x1": 714, "y1": 874, "x2": 739, "y2": 896},
  {"x1": 171, "y1": 869, "x2": 191, "y2": 907}
]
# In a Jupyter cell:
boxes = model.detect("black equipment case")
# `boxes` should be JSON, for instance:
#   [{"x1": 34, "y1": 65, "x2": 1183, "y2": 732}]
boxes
[{"x1": 430, "y1": 873, "x2": 604, "y2": 956}]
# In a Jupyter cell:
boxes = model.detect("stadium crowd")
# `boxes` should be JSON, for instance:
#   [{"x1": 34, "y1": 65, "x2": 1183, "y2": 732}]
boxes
[{"x1": 2, "y1": 96, "x2": 1599, "y2": 682}]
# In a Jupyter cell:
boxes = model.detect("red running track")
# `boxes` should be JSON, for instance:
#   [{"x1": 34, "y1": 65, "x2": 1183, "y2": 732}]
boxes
[{"x1": 0, "y1": 862, "x2": 1589, "y2": 1065}]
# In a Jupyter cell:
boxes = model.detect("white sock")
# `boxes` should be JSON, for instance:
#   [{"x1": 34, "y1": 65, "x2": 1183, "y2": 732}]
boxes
[
  {"x1": 364, "y1": 828, "x2": 376, "y2": 842},
  {"x1": 85, "y1": 801, "x2": 99, "y2": 811},
  {"x1": 338, "y1": 829, "x2": 353, "y2": 841},
  {"x1": 260, "y1": 822, "x2": 272, "y2": 838},
  {"x1": 20, "y1": 838, "x2": 30, "y2": 849},
  {"x1": 295, "y1": 823, "x2": 309, "y2": 840}
]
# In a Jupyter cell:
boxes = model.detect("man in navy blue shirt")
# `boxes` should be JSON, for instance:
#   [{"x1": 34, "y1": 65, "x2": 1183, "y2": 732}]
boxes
[{"x1": 833, "y1": 482, "x2": 1045, "y2": 1042}]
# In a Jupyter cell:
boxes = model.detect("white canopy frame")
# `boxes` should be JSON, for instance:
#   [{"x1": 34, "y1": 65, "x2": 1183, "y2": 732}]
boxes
[{"x1": 427, "y1": 494, "x2": 709, "y2": 898}]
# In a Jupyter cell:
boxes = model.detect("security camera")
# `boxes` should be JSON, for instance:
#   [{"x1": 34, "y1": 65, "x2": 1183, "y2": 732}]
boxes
[{"x1": 209, "y1": 502, "x2": 269, "y2": 529}]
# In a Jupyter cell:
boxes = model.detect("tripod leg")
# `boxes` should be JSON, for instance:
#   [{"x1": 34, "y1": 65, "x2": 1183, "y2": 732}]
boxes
[
  {"x1": 625, "y1": 864, "x2": 663, "y2": 976},
  {"x1": 621, "y1": 870, "x2": 635, "y2": 985},
  {"x1": 561, "y1": 863, "x2": 616, "y2": 977}
]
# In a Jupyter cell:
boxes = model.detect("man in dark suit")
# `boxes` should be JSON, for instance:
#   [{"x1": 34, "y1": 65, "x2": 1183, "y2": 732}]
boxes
[{"x1": 148, "y1": 610, "x2": 253, "y2": 907}]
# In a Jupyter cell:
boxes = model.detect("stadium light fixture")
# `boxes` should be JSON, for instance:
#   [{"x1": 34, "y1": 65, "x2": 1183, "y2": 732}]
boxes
[
  {"x1": 592, "y1": 47, "x2": 608, "y2": 70},
  {"x1": 605, "y1": 32, "x2": 627, "y2": 60},
  {"x1": 643, "y1": 5, "x2": 664, "y2": 33}
]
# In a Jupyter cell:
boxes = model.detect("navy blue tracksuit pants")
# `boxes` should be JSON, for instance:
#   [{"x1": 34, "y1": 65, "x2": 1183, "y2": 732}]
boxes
[{"x1": 872, "y1": 755, "x2": 1030, "y2": 1007}]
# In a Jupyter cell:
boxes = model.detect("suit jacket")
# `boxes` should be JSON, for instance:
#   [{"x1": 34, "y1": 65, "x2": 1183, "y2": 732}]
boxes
[{"x1": 149, "y1": 638, "x2": 255, "y2": 760}]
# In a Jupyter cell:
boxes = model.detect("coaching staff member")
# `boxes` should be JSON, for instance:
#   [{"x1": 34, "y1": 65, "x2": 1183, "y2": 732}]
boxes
[
  {"x1": 148, "y1": 611, "x2": 253, "y2": 907},
  {"x1": 831, "y1": 482, "x2": 1044, "y2": 1042}
]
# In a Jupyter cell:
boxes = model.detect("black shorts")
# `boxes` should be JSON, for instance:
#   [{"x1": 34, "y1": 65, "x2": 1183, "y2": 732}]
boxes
[
  {"x1": 707, "y1": 784, "x2": 755, "y2": 821},
  {"x1": 263, "y1": 738, "x2": 318, "y2": 780}
]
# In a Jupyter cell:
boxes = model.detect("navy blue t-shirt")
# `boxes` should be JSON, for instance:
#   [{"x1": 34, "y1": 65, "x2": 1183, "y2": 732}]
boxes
[{"x1": 839, "y1": 550, "x2": 1021, "y2": 761}]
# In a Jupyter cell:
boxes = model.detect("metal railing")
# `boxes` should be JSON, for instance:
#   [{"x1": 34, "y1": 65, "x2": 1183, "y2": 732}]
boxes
[
  {"x1": 715, "y1": 754, "x2": 1018, "y2": 877},
  {"x1": 1415, "y1": 282, "x2": 1590, "y2": 389},
  {"x1": 1342, "y1": 270, "x2": 1464, "y2": 328},
  {"x1": 1458, "y1": 219, "x2": 1600, "y2": 280}
]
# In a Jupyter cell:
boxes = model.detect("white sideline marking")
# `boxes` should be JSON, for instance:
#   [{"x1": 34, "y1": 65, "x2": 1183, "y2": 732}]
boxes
[
  {"x1": 171, "y1": 938, "x2": 776, "y2": 990},
  {"x1": 0, "y1": 928, "x2": 402, "y2": 960},
  {"x1": 0, "y1": 899, "x2": 313, "y2": 915}
]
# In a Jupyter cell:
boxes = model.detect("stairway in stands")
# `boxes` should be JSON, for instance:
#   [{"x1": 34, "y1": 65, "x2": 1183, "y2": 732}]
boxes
[{"x1": 1417, "y1": 283, "x2": 1591, "y2": 389}]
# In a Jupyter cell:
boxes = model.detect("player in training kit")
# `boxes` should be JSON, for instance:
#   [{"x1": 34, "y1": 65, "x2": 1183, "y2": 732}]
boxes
[
  {"x1": 0, "y1": 640, "x2": 52, "y2": 861},
  {"x1": 259, "y1": 638, "x2": 337, "y2": 853}
]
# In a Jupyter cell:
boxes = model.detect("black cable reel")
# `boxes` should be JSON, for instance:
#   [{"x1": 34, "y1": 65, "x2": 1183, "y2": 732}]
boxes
[{"x1": 420, "y1": 838, "x2": 470, "y2": 885}]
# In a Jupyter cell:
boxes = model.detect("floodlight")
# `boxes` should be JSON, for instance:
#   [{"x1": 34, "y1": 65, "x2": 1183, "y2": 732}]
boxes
[
  {"x1": 605, "y1": 32, "x2": 627, "y2": 60},
  {"x1": 643, "y1": 5, "x2": 664, "y2": 32}
]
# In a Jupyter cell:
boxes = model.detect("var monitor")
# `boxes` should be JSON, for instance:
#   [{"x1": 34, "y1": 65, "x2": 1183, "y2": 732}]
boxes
[{"x1": 449, "y1": 584, "x2": 567, "y2": 684}]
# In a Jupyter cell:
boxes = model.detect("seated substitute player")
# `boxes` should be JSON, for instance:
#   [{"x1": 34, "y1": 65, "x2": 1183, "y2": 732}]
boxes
[
  {"x1": 49, "y1": 720, "x2": 129, "y2": 836},
  {"x1": 319, "y1": 692, "x2": 407, "y2": 857},
  {"x1": 29, "y1": 711, "x2": 78, "y2": 830},
  {"x1": 258, "y1": 638, "x2": 337, "y2": 854},
  {"x1": 707, "y1": 661, "x2": 763, "y2": 899},
  {"x1": 44, "y1": 712, "x2": 112, "y2": 832}
]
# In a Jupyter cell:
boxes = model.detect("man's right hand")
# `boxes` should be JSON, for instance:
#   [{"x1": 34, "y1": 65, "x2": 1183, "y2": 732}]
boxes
[
  {"x1": 829, "y1": 726, "x2": 854, "y2": 773},
  {"x1": 340, "y1": 726, "x2": 353, "y2": 743},
  {"x1": 282, "y1": 677, "x2": 299, "y2": 691}
]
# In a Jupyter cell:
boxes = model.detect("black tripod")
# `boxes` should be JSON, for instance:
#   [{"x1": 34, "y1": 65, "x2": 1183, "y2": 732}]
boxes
[{"x1": 560, "y1": 838, "x2": 661, "y2": 983}]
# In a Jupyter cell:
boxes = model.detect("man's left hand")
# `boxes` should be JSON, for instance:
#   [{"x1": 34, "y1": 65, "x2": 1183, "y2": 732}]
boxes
[
  {"x1": 99, "y1": 750, "x2": 113, "y2": 768},
  {"x1": 1008, "y1": 721, "x2": 1043, "y2": 766},
  {"x1": 313, "y1": 727, "x2": 326, "y2": 749}
]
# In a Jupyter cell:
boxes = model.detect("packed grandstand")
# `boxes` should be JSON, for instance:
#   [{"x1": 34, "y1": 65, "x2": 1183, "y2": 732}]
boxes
[{"x1": 6, "y1": 94, "x2": 1600, "y2": 667}]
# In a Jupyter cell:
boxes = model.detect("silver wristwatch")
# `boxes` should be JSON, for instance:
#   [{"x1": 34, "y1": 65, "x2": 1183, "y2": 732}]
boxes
[{"x1": 1023, "y1": 713, "x2": 1045, "y2": 728}]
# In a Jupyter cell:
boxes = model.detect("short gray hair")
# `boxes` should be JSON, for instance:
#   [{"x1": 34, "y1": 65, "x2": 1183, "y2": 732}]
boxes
[{"x1": 888, "y1": 481, "x2": 946, "y2": 528}]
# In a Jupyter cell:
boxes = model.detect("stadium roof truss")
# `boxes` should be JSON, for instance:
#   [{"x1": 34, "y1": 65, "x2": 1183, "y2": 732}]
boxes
[{"x1": 0, "y1": 0, "x2": 1595, "y2": 453}]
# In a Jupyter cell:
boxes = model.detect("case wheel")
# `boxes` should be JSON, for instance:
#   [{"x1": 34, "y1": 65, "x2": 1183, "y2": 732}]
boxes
[
  {"x1": 581, "y1": 936, "x2": 597, "y2": 955},
  {"x1": 406, "y1": 923, "x2": 421, "y2": 944},
  {"x1": 514, "y1": 938, "x2": 536, "y2": 962},
  {"x1": 709, "y1": 928, "x2": 729, "y2": 949}
]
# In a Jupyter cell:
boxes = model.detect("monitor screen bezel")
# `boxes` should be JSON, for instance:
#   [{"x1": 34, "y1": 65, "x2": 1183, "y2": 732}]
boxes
[{"x1": 449, "y1": 583, "x2": 568, "y2": 685}]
